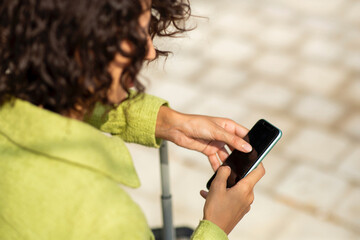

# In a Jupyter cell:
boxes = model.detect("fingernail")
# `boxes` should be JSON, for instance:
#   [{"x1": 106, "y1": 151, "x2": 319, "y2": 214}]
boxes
[{"x1": 243, "y1": 143, "x2": 252, "y2": 152}]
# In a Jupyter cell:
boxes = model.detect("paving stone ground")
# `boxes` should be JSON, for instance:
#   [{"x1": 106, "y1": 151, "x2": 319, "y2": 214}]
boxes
[{"x1": 126, "y1": 0, "x2": 360, "y2": 239}]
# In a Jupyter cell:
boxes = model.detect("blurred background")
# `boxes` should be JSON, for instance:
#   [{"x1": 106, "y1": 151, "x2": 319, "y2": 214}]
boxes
[{"x1": 126, "y1": 0, "x2": 360, "y2": 239}]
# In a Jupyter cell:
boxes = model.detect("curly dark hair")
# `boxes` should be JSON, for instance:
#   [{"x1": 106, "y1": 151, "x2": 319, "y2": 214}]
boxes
[{"x1": 0, "y1": 0, "x2": 191, "y2": 115}]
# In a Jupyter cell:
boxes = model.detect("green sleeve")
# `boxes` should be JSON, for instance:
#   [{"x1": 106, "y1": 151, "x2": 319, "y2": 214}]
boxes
[
  {"x1": 191, "y1": 220, "x2": 228, "y2": 240},
  {"x1": 85, "y1": 92, "x2": 168, "y2": 148}
]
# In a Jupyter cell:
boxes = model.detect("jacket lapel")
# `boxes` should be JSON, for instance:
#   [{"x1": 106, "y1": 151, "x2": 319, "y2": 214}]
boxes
[{"x1": 0, "y1": 99, "x2": 140, "y2": 188}]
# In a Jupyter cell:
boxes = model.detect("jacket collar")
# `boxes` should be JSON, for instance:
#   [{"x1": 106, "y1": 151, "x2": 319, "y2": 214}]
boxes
[{"x1": 0, "y1": 99, "x2": 140, "y2": 188}]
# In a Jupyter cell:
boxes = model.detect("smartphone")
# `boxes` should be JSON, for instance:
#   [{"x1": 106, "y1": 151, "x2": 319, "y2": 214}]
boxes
[{"x1": 206, "y1": 119, "x2": 282, "y2": 190}]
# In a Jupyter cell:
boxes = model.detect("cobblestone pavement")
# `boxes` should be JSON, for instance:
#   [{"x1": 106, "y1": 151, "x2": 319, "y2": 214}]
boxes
[{"x1": 125, "y1": 0, "x2": 360, "y2": 239}]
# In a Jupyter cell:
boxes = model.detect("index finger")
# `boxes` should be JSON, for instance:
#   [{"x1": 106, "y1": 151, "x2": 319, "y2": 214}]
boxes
[
  {"x1": 213, "y1": 126, "x2": 252, "y2": 154},
  {"x1": 233, "y1": 122, "x2": 249, "y2": 138},
  {"x1": 233, "y1": 122, "x2": 252, "y2": 152},
  {"x1": 240, "y1": 163, "x2": 265, "y2": 188},
  {"x1": 218, "y1": 119, "x2": 252, "y2": 153}
]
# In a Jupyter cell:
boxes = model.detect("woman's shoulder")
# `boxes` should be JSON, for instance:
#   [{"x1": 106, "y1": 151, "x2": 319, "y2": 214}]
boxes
[{"x1": 0, "y1": 132, "x2": 151, "y2": 240}]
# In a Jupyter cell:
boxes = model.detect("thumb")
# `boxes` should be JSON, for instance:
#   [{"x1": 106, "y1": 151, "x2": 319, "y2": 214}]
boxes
[{"x1": 212, "y1": 166, "x2": 231, "y2": 189}]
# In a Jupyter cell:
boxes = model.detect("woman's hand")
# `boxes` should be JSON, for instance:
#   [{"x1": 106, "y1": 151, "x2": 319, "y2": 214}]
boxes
[
  {"x1": 155, "y1": 106, "x2": 252, "y2": 170},
  {"x1": 200, "y1": 163, "x2": 265, "y2": 235}
]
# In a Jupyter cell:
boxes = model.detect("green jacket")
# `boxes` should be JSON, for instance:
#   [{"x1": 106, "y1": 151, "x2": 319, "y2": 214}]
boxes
[{"x1": 0, "y1": 95, "x2": 228, "y2": 240}]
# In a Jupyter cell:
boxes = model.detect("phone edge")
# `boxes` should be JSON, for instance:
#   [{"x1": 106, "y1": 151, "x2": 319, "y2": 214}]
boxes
[
  {"x1": 243, "y1": 129, "x2": 282, "y2": 178},
  {"x1": 206, "y1": 125, "x2": 283, "y2": 190}
]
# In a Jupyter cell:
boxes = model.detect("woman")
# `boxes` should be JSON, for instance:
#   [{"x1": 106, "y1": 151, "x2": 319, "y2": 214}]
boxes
[{"x1": 0, "y1": 0, "x2": 265, "y2": 239}]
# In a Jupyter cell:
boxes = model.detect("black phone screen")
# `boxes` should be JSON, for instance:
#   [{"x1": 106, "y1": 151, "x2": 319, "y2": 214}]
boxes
[{"x1": 206, "y1": 119, "x2": 281, "y2": 189}]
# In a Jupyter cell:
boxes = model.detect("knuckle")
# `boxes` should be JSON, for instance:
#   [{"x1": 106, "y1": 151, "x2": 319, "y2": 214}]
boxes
[
  {"x1": 239, "y1": 180, "x2": 252, "y2": 194},
  {"x1": 224, "y1": 118, "x2": 234, "y2": 126},
  {"x1": 221, "y1": 165, "x2": 231, "y2": 173},
  {"x1": 212, "y1": 177, "x2": 221, "y2": 185},
  {"x1": 211, "y1": 179, "x2": 222, "y2": 190},
  {"x1": 213, "y1": 175, "x2": 224, "y2": 186},
  {"x1": 171, "y1": 133, "x2": 182, "y2": 144},
  {"x1": 230, "y1": 136, "x2": 239, "y2": 147},
  {"x1": 217, "y1": 166, "x2": 230, "y2": 177},
  {"x1": 172, "y1": 133, "x2": 189, "y2": 148}
]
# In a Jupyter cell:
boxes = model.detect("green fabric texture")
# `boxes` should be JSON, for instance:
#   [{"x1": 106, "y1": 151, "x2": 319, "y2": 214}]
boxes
[
  {"x1": 0, "y1": 96, "x2": 228, "y2": 240},
  {"x1": 85, "y1": 92, "x2": 168, "y2": 147},
  {"x1": 192, "y1": 220, "x2": 228, "y2": 239},
  {"x1": 0, "y1": 99, "x2": 140, "y2": 187}
]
